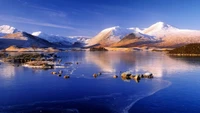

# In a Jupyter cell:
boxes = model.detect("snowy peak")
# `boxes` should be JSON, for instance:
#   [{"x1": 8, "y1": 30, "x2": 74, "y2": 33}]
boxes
[
  {"x1": 143, "y1": 22, "x2": 178, "y2": 35},
  {"x1": 0, "y1": 25, "x2": 18, "y2": 34},
  {"x1": 100, "y1": 26, "x2": 120, "y2": 33},
  {"x1": 128, "y1": 27, "x2": 142, "y2": 33},
  {"x1": 32, "y1": 31, "x2": 43, "y2": 36},
  {"x1": 87, "y1": 26, "x2": 135, "y2": 46},
  {"x1": 87, "y1": 26, "x2": 156, "y2": 47},
  {"x1": 100, "y1": 26, "x2": 133, "y2": 36},
  {"x1": 32, "y1": 31, "x2": 90, "y2": 46},
  {"x1": 152, "y1": 22, "x2": 173, "y2": 29}
]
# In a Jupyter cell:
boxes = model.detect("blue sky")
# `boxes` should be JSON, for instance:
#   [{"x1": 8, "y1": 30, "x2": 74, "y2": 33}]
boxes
[{"x1": 0, "y1": 0, "x2": 199, "y2": 36}]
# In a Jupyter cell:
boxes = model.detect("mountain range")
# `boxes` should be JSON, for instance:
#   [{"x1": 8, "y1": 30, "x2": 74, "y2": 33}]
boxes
[
  {"x1": 0, "y1": 22, "x2": 200, "y2": 49},
  {"x1": 87, "y1": 22, "x2": 200, "y2": 48}
]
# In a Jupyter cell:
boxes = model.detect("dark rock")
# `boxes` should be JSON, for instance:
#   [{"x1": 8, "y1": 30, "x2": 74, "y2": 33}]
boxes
[
  {"x1": 64, "y1": 75, "x2": 70, "y2": 79},
  {"x1": 98, "y1": 72, "x2": 102, "y2": 75},
  {"x1": 121, "y1": 72, "x2": 132, "y2": 78},
  {"x1": 113, "y1": 75, "x2": 118, "y2": 78},
  {"x1": 93, "y1": 73, "x2": 98, "y2": 78}
]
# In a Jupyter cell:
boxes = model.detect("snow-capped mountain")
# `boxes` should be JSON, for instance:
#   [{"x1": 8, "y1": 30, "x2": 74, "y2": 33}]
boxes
[
  {"x1": 128, "y1": 27, "x2": 142, "y2": 33},
  {"x1": 143, "y1": 22, "x2": 200, "y2": 47},
  {"x1": 87, "y1": 26, "x2": 155, "y2": 47},
  {"x1": 0, "y1": 25, "x2": 18, "y2": 37},
  {"x1": 32, "y1": 31, "x2": 75, "y2": 46},
  {"x1": 1, "y1": 22, "x2": 200, "y2": 49},
  {"x1": 32, "y1": 31, "x2": 90, "y2": 46},
  {"x1": 143, "y1": 22, "x2": 179, "y2": 38},
  {"x1": 0, "y1": 31, "x2": 54, "y2": 49},
  {"x1": 87, "y1": 26, "x2": 135, "y2": 46},
  {"x1": 68, "y1": 36, "x2": 91, "y2": 44}
]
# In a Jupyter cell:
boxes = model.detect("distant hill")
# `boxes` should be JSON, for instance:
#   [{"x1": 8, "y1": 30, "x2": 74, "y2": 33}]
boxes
[
  {"x1": 32, "y1": 31, "x2": 90, "y2": 47},
  {"x1": 168, "y1": 43, "x2": 200, "y2": 55},
  {"x1": 0, "y1": 32, "x2": 54, "y2": 49}
]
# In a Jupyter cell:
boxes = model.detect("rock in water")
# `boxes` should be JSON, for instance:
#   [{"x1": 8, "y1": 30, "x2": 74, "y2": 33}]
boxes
[
  {"x1": 113, "y1": 75, "x2": 118, "y2": 78},
  {"x1": 121, "y1": 72, "x2": 132, "y2": 78},
  {"x1": 98, "y1": 72, "x2": 102, "y2": 75},
  {"x1": 51, "y1": 72, "x2": 57, "y2": 75},
  {"x1": 64, "y1": 75, "x2": 70, "y2": 79},
  {"x1": 93, "y1": 73, "x2": 98, "y2": 78},
  {"x1": 143, "y1": 72, "x2": 153, "y2": 78}
]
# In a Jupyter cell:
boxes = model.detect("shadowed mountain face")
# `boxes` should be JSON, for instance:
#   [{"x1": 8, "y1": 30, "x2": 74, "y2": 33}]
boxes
[
  {"x1": 0, "y1": 32, "x2": 55, "y2": 49},
  {"x1": 111, "y1": 33, "x2": 156, "y2": 47}
]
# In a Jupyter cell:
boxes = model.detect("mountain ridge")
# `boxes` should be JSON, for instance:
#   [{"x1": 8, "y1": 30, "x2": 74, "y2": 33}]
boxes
[{"x1": 1, "y1": 22, "x2": 200, "y2": 49}]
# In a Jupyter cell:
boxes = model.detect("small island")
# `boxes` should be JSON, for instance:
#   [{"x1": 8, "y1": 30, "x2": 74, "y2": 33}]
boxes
[
  {"x1": 168, "y1": 43, "x2": 200, "y2": 56},
  {"x1": 0, "y1": 52, "x2": 63, "y2": 69}
]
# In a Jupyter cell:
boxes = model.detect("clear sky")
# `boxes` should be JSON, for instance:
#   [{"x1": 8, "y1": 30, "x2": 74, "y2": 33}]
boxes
[{"x1": 0, "y1": 0, "x2": 199, "y2": 36}]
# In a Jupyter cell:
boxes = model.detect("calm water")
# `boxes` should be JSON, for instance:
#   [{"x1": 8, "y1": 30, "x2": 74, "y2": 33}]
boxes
[{"x1": 0, "y1": 51, "x2": 200, "y2": 113}]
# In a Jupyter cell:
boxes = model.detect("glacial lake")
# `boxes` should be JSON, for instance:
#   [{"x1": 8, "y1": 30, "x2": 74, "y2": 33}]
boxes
[{"x1": 0, "y1": 51, "x2": 200, "y2": 113}]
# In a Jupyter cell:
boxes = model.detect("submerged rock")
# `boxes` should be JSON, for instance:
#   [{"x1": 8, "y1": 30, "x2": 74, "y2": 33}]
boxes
[
  {"x1": 57, "y1": 74, "x2": 62, "y2": 77},
  {"x1": 65, "y1": 62, "x2": 73, "y2": 64},
  {"x1": 113, "y1": 75, "x2": 118, "y2": 78}
]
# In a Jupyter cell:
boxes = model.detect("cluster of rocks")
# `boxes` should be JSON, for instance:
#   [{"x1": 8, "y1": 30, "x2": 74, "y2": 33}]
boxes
[
  {"x1": 51, "y1": 70, "x2": 70, "y2": 79},
  {"x1": 120, "y1": 72, "x2": 153, "y2": 82}
]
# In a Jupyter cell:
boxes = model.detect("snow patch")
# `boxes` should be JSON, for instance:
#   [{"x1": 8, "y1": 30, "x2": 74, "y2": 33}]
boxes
[{"x1": 0, "y1": 25, "x2": 18, "y2": 34}]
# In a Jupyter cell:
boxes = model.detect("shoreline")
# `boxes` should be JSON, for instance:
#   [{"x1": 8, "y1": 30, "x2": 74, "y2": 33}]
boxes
[{"x1": 169, "y1": 54, "x2": 200, "y2": 56}]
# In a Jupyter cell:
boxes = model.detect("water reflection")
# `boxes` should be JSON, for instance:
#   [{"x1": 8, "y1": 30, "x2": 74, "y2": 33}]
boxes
[
  {"x1": 0, "y1": 63, "x2": 15, "y2": 79},
  {"x1": 0, "y1": 51, "x2": 200, "y2": 113},
  {"x1": 85, "y1": 51, "x2": 199, "y2": 78}
]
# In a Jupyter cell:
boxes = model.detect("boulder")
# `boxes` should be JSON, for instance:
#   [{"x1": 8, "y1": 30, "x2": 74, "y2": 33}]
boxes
[
  {"x1": 131, "y1": 75, "x2": 140, "y2": 80},
  {"x1": 93, "y1": 73, "x2": 98, "y2": 78},
  {"x1": 113, "y1": 75, "x2": 118, "y2": 78},
  {"x1": 143, "y1": 72, "x2": 153, "y2": 78},
  {"x1": 121, "y1": 72, "x2": 132, "y2": 78},
  {"x1": 51, "y1": 72, "x2": 57, "y2": 75}
]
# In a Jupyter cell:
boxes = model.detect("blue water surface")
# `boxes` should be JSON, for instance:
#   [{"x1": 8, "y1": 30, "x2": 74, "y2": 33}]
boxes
[{"x1": 0, "y1": 51, "x2": 199, "y2": 113}]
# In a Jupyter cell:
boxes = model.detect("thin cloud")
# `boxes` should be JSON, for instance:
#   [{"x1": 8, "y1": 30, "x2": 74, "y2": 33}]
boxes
[
  {"x1": 0, "y1": 15, "x2": 75, "y2": 30},
  {"x1": 18, "y1": 0, "x2": 67, "y2": 18}
]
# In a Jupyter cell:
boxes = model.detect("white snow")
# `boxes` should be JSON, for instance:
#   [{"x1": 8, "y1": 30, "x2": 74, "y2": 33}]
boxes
[
  {"x1": 87, "y1": 26, "x2": 156, "y2": 46},
  {"x1": 128, "y1": 27, "x2": 142, "y2": 33},
  {"x1": 1, "y1": 21, "x2": 200, "y2": 48},
  {"x1": 88, "y1": 26, "x2": 135, "y2": 46},
  {"x1": 143, "y1": 21, "x2": 178, "y2": 36},
  {"x1": 32, "y1": 31, "x2": 75, "y2": 45},
  {"x1": 143, "y1": 22, "x2": 200, "y2": 46},
  {"x1": 0, "y1": 25, "x2": 18, "y2": 34},
  {"x1": 32, "y1": 31, "x2": 90, "y2": 45}
]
